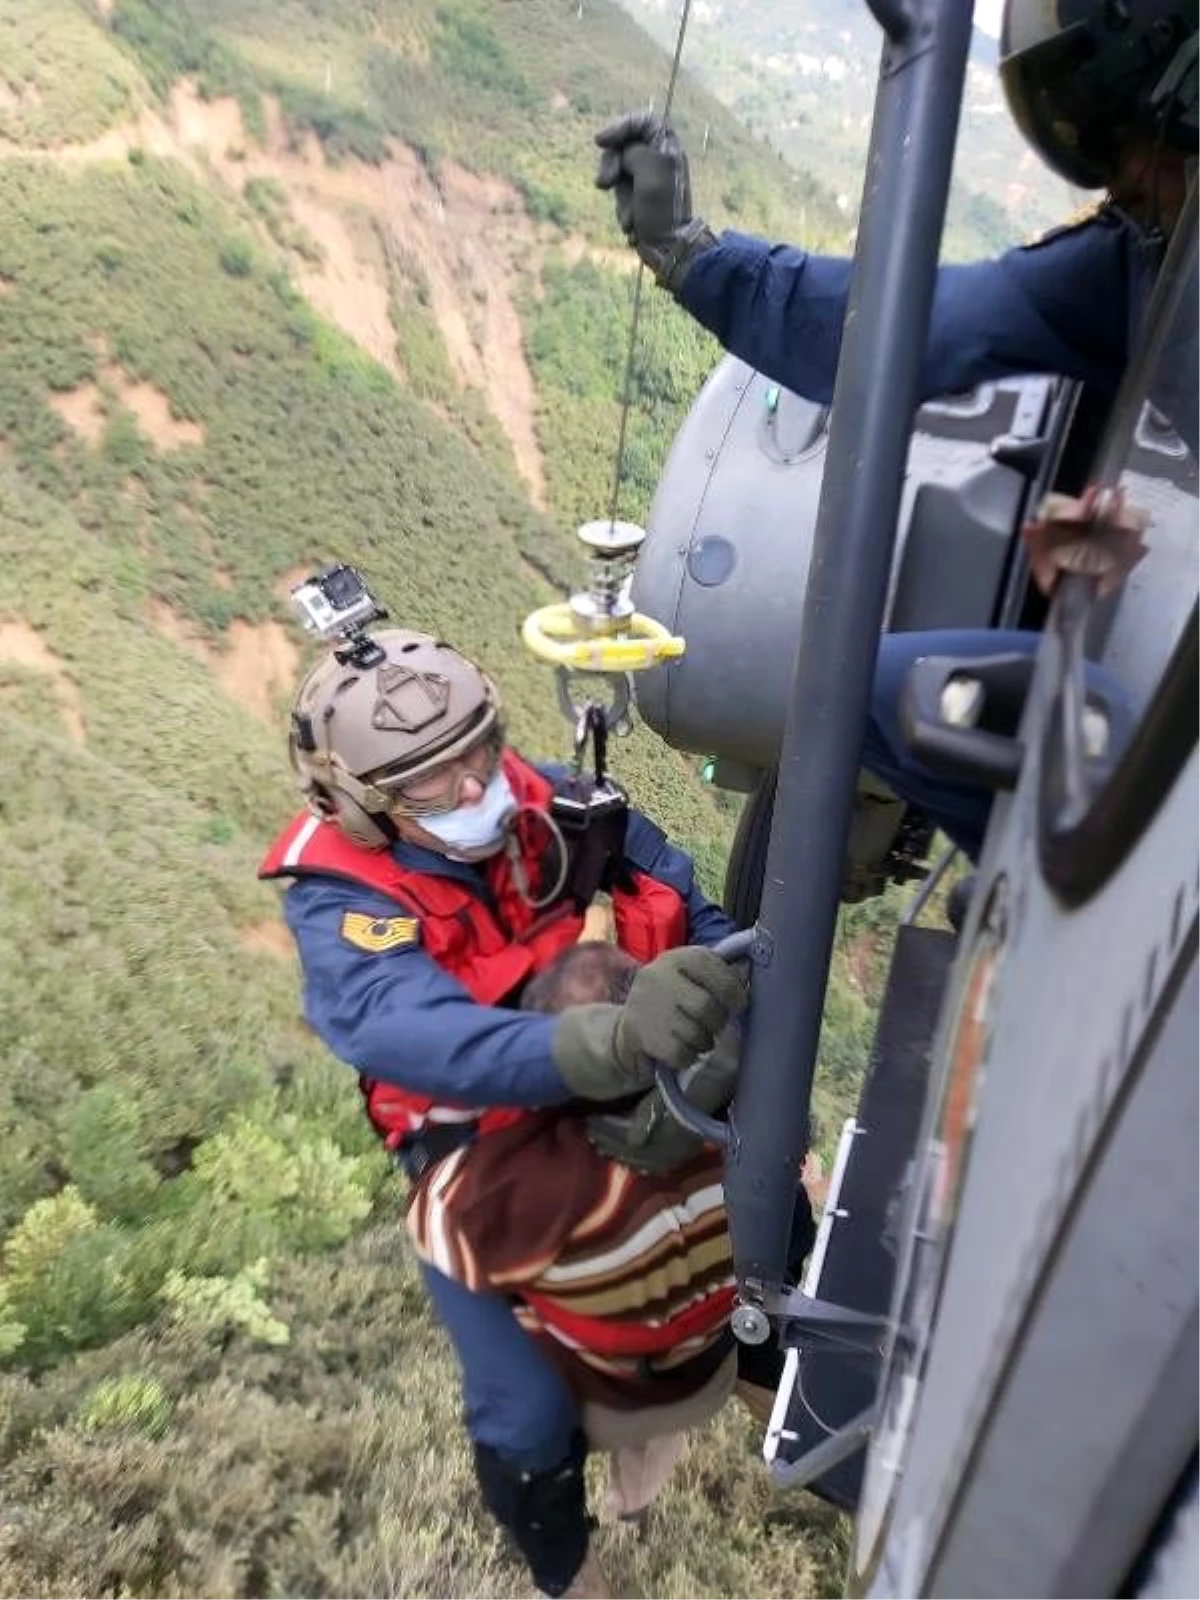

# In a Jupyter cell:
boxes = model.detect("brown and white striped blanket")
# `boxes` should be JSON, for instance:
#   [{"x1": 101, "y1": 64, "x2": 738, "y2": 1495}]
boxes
[{"x1": 405, "y1": 1109, "x2": 734, "y2": 1409}]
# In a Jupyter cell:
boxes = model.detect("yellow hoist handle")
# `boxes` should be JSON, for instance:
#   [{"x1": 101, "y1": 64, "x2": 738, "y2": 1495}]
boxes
[{"x1": 522, "y1": 603, "x2": 686, "y2": 671}]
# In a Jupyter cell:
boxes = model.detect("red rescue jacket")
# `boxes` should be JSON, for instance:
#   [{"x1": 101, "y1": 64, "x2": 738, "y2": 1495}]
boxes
[{"x1": 260, "y1": 751, "x2": 688, "y2": 1145}]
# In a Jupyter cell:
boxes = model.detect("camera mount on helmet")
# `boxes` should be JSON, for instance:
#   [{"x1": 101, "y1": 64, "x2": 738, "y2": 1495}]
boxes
[{"x1": 290, "y1": 564, "x2": 389, "y2": 668}]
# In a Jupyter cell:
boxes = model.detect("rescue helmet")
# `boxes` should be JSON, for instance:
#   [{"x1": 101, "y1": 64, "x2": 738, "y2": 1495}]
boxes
[
  {"x1": 999, "y1": 0, "x2": 1198, "y2": 189},
  {"x1": 288, "y1": 629, "x2": 502, "y2": 848}
]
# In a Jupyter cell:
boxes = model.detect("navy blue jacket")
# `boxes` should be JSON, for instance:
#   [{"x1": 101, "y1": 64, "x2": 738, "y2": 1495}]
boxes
[
  {"x1": 285, "y1": 785, "x2": 736, "y2": 1110},
  {"x1": 678, "y1": 210, "x2": 1162, "y2": 417}
]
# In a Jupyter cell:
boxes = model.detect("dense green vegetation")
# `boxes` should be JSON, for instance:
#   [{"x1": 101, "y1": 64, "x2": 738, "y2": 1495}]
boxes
[
  {"x1": 0, "y1": 156, "x2": 559, "y2": 642},
  {"x1": 101, "y1": 0, "x2": 847, "y2": 530},
  {"x1": 0, "y1": 1221, "x2": 850, "y2": 1599},
  {"x1": 0, "y1": 1, "x2": 900, "y2": 1592}
]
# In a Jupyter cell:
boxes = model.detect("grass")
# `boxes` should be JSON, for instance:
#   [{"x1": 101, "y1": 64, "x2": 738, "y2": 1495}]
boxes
[
  {"x1": 524, "y1": 252, "x2": 726, "y2": 532},
  {"x1": 108, "y1": 0, "x2": 847, "y2": 248},
  {"x1": 0, "y1": 1226, "x2": 850, "y2": 1598}
]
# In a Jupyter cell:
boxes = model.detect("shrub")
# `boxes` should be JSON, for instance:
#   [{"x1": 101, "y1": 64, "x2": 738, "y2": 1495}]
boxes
[
  {"x1": 62, "y1": 1085, "x2": 161, "y2": 1221},
  {"x1": 1, "y1": 1189, "x2": 133, "y2": 1367},
  {"x1": 161, "y1": 1258, "x2": 290, "y2": 1347},
  {"x1": 218, "y1": 238, "x2": 254, "y2": 278},
  {"x1": 0, "y1": 1286, "x2": 24, "y2": 1360},
  {"x1": 78, "y1": 1372, "x2": 173, "y2": 1438}
]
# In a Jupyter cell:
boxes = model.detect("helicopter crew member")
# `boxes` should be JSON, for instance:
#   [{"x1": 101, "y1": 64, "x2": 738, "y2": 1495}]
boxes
[
  {"x1": 595, "y1": 0, "x2": 1198, "y2": 449},
  {"x1": 594, "y1": 0, "x2": 1193, "y2": 866},
  {"x1": 260, "y1": 619, "x2": 749, "y2": 1600}
]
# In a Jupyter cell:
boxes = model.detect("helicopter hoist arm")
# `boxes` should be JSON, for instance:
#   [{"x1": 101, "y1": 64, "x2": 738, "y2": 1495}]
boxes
[
  {"x1": 519, "y1": 0, "x2": 712, "y2": 1090},
  {"x1": 521, "y1": 518, "x2": 762, "y2": 1161}
]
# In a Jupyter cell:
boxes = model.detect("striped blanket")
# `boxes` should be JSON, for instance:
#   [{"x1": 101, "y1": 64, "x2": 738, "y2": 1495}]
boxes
[{"x1": 405, "y1": 1109, "x2": 734, "y2": 1409}]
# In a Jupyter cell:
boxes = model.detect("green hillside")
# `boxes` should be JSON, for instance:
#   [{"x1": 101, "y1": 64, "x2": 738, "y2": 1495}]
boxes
[{"x1": 0, "y1": 3, "x2": 878, "y2": 1594}]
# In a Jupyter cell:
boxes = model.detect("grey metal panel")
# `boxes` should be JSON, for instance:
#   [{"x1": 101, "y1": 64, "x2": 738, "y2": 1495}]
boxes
[
  {"x1": 632, "y1": 356, "x2": 1053, "y2": 766},
  {"x1": 631, "y1": 356, "x2": 827, "y2": 764},
  {"x1": 929, "y1": 958, "x2": 1198, "y2": 1597},
  {"x1": 887, "y1": 465, "x2": 1023, "y2": 632},
  {"x1": 855, "y1": 639, "x2": 1199, "y2": 1596}
]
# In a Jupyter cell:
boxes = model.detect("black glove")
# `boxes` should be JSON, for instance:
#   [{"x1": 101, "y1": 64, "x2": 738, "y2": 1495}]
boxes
[
  {"x1": 594, "y1": 109, "x2": 718, "y2": 292},
  {"x1": 551, "y1": 946, "x2": 747, "y2": 1102},
  {"x1": 586, "y1": 1020, "x2": 741, "y2": 1173}
]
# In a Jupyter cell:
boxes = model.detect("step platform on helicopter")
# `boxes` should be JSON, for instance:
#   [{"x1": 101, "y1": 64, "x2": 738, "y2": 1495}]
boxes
[{"x1": 761, "y1": 920, "x2": 958, "y2": 1510}]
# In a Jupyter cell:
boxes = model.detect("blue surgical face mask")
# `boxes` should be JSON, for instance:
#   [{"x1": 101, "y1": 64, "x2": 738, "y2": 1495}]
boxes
[{"x1": 417, "y1": 769, "x2": 516, "y2": 859}]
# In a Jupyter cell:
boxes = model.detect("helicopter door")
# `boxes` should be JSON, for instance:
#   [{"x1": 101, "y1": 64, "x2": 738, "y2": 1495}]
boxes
[{"x1": 855, "y1": 183, "x2": 1198, "y2": 1600}]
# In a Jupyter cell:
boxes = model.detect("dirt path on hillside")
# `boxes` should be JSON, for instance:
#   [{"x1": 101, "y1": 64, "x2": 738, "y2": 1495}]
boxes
[
  {"x1": 0, "y1": 105, "x2": 197, "y2": 173},
  {"x1": 238, "y1": 919, "x2": 295, "y2": 959},
  {"x1": 377, "y1": 149, "x2": 547, "y2": 502},
  {"x1": 147, "y1": 598, "x2": 298, "y2": 724},
  {"x1": 180, "y1": 83, "x2": 557, "y2": 507},
  {"x1": 51, "y1": 357, "x2": 204, "y2": 451}
]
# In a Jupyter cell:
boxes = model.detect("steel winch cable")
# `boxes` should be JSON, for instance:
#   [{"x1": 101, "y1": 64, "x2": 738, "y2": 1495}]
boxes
[{"x1": 604, "y1": 0, "x2": 695, "y2": 531}]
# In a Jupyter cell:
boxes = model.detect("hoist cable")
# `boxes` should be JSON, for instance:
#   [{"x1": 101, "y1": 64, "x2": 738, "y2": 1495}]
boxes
[{"x1": 604, "y1": 0, "x2": 694, "y2": 530}]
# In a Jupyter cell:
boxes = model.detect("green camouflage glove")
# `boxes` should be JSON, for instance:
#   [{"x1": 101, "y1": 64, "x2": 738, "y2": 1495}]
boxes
[
  {"x1": 594, "y1": 109, "x2": 718, "y2": 292},
  {"x1": 586, "y1": 1020, "x2": 741, "y2": 1173},
  {"x1": 551, "y1": 946, "x2": 747, "y2": 1102}
]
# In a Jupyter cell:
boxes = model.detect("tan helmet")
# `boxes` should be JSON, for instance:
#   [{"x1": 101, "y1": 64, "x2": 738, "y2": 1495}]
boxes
[{"x1": 289, "y1": 629, "x2": 502, "y2": 848}]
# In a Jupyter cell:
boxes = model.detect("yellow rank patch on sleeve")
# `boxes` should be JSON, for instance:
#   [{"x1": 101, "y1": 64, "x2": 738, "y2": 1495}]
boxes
[{"x1": 340, "y1": 911, "x2": 420, "y2": 953}]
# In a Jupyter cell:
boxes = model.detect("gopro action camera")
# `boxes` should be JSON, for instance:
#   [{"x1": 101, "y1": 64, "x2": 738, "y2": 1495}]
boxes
[{"x1": 290, "y1": 564, "x2": 388, "y2": 665}]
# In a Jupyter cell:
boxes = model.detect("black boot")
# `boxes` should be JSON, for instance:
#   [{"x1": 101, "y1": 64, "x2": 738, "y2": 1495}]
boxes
[{"x1": 473, "y1": 1430, "x2": 596, "y2": 1597}]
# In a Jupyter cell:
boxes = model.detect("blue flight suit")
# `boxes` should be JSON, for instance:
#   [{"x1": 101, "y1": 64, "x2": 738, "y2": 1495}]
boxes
[
  {"x1": 679, "y1": 211, "x2": 1146, "y2": 411},
  {"x1": 867, "y1": 630, "x2": 1134, "y2": 861},
  {"x1": 285, "y1": 631, "x2": 1133, "y2": 1472}
]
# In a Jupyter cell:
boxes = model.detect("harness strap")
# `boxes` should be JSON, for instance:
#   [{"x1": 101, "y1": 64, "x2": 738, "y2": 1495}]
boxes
[{"x1": 395, "y1": 1121, "x2": 479, "y2": 1181}]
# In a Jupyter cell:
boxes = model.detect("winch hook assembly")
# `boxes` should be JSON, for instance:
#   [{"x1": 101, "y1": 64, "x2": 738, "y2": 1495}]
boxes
[
  {"x1": 522, "y1": 517, "x2": 685, "y2": 778},
  {"x1": 522, "y1": 519, "x2": 686, "y2": 912},
  {"x1": 522, "y1": 519, "x2": 684, "y2": 677}
]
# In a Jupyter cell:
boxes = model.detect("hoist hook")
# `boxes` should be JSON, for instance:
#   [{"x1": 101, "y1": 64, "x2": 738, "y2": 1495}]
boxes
[{"x1": 522, "y1": 519, "x2": 685, "y2": 675}]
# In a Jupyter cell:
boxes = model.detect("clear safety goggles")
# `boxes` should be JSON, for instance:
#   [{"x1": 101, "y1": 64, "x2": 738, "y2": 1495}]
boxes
[{"x1": 377, "y1": 728, "x2": 504, "y2": 818}]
